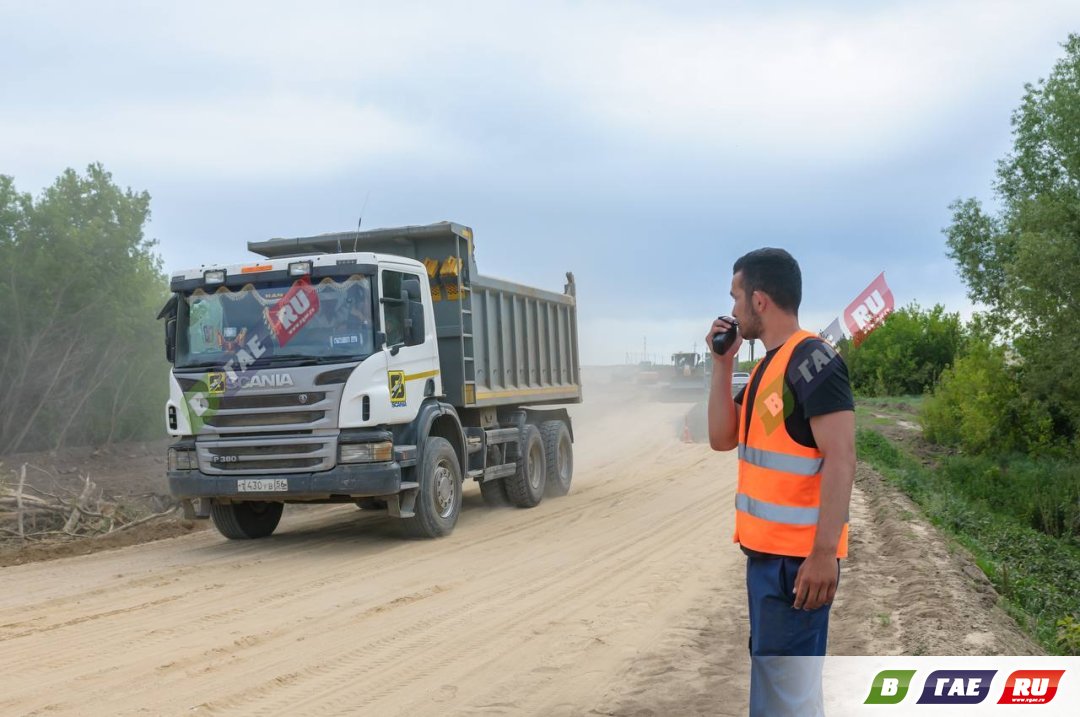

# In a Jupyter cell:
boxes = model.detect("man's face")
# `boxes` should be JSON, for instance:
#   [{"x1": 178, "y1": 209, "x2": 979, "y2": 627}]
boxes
[{"x1": 730, "y1": 271, "x2": 763, "y2": 340}]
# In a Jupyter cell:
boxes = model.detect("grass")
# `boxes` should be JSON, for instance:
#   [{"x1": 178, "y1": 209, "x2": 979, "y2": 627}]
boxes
[
  {"x1": 856, "y1": 395, "x2": 926, "y2": 412},
  {"x1": 857, "y1": 428, "x2": 1080, "y2": 655}
]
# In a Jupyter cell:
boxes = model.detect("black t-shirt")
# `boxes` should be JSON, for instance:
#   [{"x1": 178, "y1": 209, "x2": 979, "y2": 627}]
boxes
[{"x1": 735, "y1": 336, "x2": 854, "y2": 558}]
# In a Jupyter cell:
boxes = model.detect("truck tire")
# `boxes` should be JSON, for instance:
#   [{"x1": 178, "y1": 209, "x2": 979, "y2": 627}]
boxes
[
  {"x1": 541, "y1": 420, "x2": 573, "y2": 497},
  {"x1": 503, "y1": 424, "x2": 546, "y2": 508},
  {"x1": 402, "y1": 436, "x2": 462, "y2": 538},
  {"x1": 210, "y1": 501, "x2": 283, "y2": 539},
  {"x1": 479, "y1": 477, "x2": 512, "y2": 507}
]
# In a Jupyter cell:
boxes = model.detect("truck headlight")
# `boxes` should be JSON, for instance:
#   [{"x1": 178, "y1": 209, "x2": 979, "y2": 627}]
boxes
[
  {"x1": 168, "y1": 448, "x2": 197, "y2": 471},
  {"x1": 340, "y1": 441, "x2": 393, "y2": 463}
]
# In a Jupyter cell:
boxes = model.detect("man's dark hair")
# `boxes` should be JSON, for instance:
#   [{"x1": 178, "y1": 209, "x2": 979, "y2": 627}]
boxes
[{"x1": 733, "y1": 248, "x2": 802, "y2": 314}]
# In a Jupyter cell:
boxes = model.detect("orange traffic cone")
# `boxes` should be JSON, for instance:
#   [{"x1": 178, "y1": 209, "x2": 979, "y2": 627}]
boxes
[{"x1": 681, "y1": 418, "x2": 693, "y2": 444}]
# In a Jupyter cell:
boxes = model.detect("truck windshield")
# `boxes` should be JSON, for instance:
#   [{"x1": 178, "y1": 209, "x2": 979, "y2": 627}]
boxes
[{"x1": 174, "y1": 274, "x2": 375, "y2": 369}]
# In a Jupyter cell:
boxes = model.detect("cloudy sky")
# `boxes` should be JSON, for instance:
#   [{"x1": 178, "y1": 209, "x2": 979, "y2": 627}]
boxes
[{"x1": 3, "y1": 0, "x2": 1078, "y2": 364}]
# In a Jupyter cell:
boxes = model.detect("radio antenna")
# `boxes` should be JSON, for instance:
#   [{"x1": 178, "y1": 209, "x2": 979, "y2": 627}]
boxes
[{"x1": 353, "y1": 191, "x2": 370, "y2": 252}]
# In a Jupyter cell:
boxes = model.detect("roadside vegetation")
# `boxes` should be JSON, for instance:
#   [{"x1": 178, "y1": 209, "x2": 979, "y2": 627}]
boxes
[
  {"x1": 846, "y1": 34, "x2": 1080, "y2": 655},
  {"x1": 0, "y1": 164, "x2": 167, "y2": 454}
]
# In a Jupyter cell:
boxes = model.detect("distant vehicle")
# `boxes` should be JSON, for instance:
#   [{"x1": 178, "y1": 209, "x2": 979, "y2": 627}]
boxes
[
  {"x1": 732, "y1": 371, "x2": 750, "y2": 397},
  {"x1": 634, "y1": 361, "x2": 661, "y2": 385},
  {"x1": 661, "y1": 352, "x2": 707, "y2": 401}
]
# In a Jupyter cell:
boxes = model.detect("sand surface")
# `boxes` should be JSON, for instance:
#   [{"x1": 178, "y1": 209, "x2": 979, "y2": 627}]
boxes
[{"x1": 0, "y1": 370, "x2": 1038, "y2": 716}]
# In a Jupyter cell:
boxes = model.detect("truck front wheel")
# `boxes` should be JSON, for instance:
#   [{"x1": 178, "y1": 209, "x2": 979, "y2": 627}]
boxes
[
  {"x1": 402, "y1": 436, "x2": 462, "y2": 538},
  {"x1": 210, "y1": 500, "x2": 284, "y2": 540}
]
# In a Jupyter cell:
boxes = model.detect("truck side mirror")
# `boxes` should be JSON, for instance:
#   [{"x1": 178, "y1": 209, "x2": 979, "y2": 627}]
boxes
[
  {"x1": 401, "y1": 289, "x2": 424, "y2": 346},
  {"x1": 157, "y1": 295, "x2": 179, "y2": 364},
  {"x1": 402, "y1": 277, "x2": 422, "y2": 301},
  {"x1": 165, "y1": 318, "x2": 177, "y2": 363}
]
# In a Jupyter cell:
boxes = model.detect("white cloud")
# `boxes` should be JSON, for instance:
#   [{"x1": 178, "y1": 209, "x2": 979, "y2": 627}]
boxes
[
  {"x1": 0, "y1": 95, "x2": 453, "y2": 177},
  {"x1": 5, "y1": 0, "x2": 1079, "y2": 182},
  {"x1": 533, "y1": 0, "x2": 1080, "y2": 162}
]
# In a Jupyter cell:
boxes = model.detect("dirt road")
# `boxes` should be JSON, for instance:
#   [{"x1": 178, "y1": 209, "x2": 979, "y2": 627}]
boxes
[{"x1": 0, "y1": 372, "x2": 1037, "y2": 716}]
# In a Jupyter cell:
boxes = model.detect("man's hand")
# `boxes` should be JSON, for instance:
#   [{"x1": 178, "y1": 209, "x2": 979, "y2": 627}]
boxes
[
  {"x1": 706, "y1": 316, "x2": 742, "y2": 362},
  {"x1": 792, "y1": 551, "x2": 838, "y2": 610}
]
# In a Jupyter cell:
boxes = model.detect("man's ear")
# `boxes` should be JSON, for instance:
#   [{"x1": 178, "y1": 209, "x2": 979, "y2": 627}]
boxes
[{"x1": 752, "y1": 290, "x2": 768, "y2": 313}]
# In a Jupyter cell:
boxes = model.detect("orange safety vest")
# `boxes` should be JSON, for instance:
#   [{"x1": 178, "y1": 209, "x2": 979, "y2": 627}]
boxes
[{"x1": 734, "y1": 329, "x2": 849, "y2": 558}]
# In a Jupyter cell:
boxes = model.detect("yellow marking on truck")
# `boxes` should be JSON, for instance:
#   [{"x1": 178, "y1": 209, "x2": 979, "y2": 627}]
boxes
[
  {"x1": 207, "y1": 372, "x2": 226, "y2": 395},
  {"x1": 475, "y1": 386, "x2": 581, "y2": 400},
  {"x1": 404, "y1": 369, "x2": 440, "y2": 382},
  {"x1": 388, "y1": 370, "x2": 407, "y2": 406}
]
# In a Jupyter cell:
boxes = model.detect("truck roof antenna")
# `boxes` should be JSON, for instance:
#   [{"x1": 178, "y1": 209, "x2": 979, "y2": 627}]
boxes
[{"x1": 353, "y1": 190, "x2": 371, "y2": 252}]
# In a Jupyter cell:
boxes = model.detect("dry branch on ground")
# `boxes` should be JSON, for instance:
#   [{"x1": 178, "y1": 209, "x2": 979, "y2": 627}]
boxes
[{"x1": 0, "y1": 463, "x2": 177, "y2": 543}]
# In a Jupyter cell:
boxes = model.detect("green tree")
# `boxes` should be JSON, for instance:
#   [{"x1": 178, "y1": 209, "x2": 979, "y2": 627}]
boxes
[
  {"x1": 945, "y1": 34, "x2": 1080, "y2": 444},
  {"x1": 0, "y1": 165, "x2": 168, "y2": 453},
  {"x1": 841, "y1": 303, "x2": 964, "y2": 396}
]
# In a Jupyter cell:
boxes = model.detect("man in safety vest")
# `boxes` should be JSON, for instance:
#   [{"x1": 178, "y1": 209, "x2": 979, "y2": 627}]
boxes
[{"x1": 705, "y1": 248, "x2": 855, "y2": 717}]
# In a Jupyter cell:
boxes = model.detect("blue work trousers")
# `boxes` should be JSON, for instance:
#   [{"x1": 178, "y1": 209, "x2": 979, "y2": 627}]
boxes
[{"x1": 747, "y1": 555, "x2": 838, "y2": 717}]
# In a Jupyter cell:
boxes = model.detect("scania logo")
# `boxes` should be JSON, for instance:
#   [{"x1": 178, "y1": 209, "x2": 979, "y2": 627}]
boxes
[
  {"x1": 298, "y1": 393, "x2": 309, "y2": 404},
  {"x1": 227, "y1": 373, "x2": 295, "y2": 389}
]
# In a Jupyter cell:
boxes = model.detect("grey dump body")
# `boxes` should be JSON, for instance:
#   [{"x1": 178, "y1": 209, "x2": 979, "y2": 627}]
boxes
[{"x1": 250, "y1": 221, "x2": 582, "y2": 410}]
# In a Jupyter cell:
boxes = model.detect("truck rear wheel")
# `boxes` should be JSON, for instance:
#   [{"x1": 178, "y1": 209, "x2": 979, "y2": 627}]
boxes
[
  {"x1": 402, "y1": 436, "x2": 462, "y2": 538},
  {"x1": 541, "y1": 420, "x2": 573, "y2": 497},
  {"x1": 479, "y1": 477, "x2": 511, "y2": 507},
  {"x1": 210, "y1": 500, "x2": 283, "y2": 539},
  {"x1": 503, "y1": 424, "x2": 546, "y2": 508}
]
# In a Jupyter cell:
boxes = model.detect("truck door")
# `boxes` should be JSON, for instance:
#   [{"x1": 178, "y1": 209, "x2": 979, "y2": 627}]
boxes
[{"x1": 380, "y1": 268, "x2": 438, "y2": 423}]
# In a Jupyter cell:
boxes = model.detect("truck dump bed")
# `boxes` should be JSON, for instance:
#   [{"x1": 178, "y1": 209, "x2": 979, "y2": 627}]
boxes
[{"x1": 249, "y1": 222, "x2": 582, "y2": 409}]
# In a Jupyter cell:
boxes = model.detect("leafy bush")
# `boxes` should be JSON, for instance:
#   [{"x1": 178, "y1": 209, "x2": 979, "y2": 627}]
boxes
[
  {"x1": 841, "y1": 303, "x2": 964, "y2": 397},
  {"x1": 920, "y1": 340, "x2": 1056, "y2": 455}
]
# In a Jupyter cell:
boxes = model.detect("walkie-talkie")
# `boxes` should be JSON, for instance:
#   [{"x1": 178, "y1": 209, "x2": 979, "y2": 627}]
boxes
[{"x1": 711, "y1": 317, "x2": 739, "y2": 356}]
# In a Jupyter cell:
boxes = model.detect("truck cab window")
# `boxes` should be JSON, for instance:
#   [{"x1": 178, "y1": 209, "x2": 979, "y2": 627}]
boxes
[{"x1": 381, "y1": 270, "x2": 425, "y2": 347}]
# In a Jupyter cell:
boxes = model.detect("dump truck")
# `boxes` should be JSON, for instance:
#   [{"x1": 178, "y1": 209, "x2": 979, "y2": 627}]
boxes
[{"x1": 159, "y1": 222, "x2": 581, "y2": 539}]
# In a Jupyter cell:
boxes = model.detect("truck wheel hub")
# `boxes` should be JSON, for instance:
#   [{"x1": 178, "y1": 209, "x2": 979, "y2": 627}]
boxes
[{"x1": 434, "y1": 463, "x2": 455, "y2": 517}]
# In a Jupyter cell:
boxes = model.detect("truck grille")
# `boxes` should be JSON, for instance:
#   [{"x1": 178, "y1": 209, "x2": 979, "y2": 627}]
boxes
[
  {"x1": 197, "y1": 435, "x2": 336, "y2": 475},
  {"x1": 215, "y1": 392, "x2": 328, "y2": 410},
  {"x1": 203, "y1": 411, "x2": 327, "y2": 429},
  {"x1": 174, "y1": 367, "x2": 347, "y2": 436}
]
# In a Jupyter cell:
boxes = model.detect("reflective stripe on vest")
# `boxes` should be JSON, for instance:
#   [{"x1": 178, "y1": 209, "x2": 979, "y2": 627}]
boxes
[
  {"x1": 738, "y1": 443, "x2": 824, "y2": 476},
  {"x1": 735, "y1": 493, "x2": 820, "y2": 526}
]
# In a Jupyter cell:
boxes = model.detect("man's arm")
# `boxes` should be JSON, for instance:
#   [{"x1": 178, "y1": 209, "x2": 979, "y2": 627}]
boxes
[
  {"x1": 793, "y1": 409, "x2": 855, "y2": 610},
  {"x1": 707, "y1": 365, "x2": 740, "y2": 451}
]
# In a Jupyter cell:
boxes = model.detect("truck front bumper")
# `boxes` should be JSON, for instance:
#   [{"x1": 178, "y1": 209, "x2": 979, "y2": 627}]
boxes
[{"x1": 168, "y1": 461, "x2": 402, "y2": 501}]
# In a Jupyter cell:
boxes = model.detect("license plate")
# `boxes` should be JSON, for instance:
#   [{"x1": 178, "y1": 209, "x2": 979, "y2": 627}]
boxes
[{"x1": 237, "y1": 478, "x2": 288, "y2": 493}]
